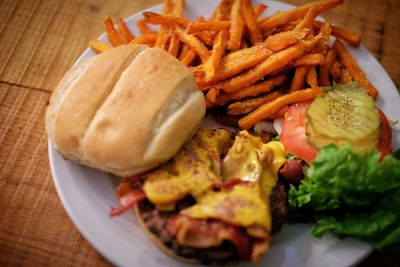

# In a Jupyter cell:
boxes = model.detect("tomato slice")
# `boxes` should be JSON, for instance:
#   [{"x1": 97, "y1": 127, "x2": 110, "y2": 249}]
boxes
[
  {"x1": 377, "y1": 109, "x2": 392, "y2": 159},
  {"x1": 280, "y1": 102, "x2": 393, "y2": 163},
  {"x1": 280, "y1": 101, "x2": 317, "y2": 163}
]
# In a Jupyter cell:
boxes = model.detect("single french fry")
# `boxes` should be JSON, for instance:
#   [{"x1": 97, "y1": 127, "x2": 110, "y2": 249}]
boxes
[
  {"x1": 241, "y1": 0, "x2": 262, "y2": 44},
  {"x1": 155, "y1": 32, "x2": 170, "y2": 49},
  {"x1": 226, "y1": 94, "x2": 274, "y2": 117},
  {"x1": 339, "y1": 67, "x2": 353, "y2": 84},
  {"x1": 136, "y1": 19, "x2": 153, "y2": 35},
  {"x1": 254, "y1": 4, "x2": 267, "y2": 17},
  {"x1": 333, "y1": 39, "x2": 378, "y2": 98},
  {"x1": 194, "y1": 45, "x2": 268, "y2": 74},
  {"x1": 196, "y1": 45, "x2": 273, "y2": 89},
  {"x1": 228, "y1": 0, "x2": 244, "y2": 51},
  {"x1": 228, "y1": 91, "x2": 283, "y2": 115},
  {"x1": 316, "y1": 20, "x2": 331, "y2": 54},
  {"x1": 319, "y1": 48, "x2": 336, "y2": 86},
  {"x1": 264, "y1": 28, "x2": 309, "y2": 52},
  {"x1": 214, "y1": 75, "x2": 286, "y2": 106},
  {"x1": 154, "y1": 1, "x2": 174, "y2": 49},
  {"x1": 168, "y1": 32, "x2": 181, "y2": 57},
  {"x1": 313, "y1": 20, "x2": 361, "y2": 47},
  {"x1": 187, "y1": 21, "x2": 230, "y2": 33},
  {"x1": 163, "y1": 0, "x2": 174, "y2": 14},
  {"x1": 330, "y1": 60, "x2": 342, "y2": 83},
  {"x1": 204, "y1": 31, "x2": 228, "y2": 81},
  {"x1": 173, "y1": 0, "x2": 185, "y2": 16},
  {"x1": 259, "y1": 0, "x2": 343, "y2": 32},
  {"x1": 239, "y1": 87, "x2": 325, "y2": 129},
  {"x1": 292, "y1": 53, "x2": 326, "y2": 67},
  {"x1": 222, "y1": 45, "x2": 270, "y2": 64},
  {"x1": 215, "y1": 0, "x2": 234, "y2": 21},
  {"x1": 104, "y1": 16, "x2": 126, "y2": 46},
  {"x1": 306, "y1": 66, "x2": 318, "y2": 87},
  {"x1": 290, "y1": 66, "x2": 308, "y2": 92},
  {"x1": 218, "y1": 34, "x2": 322, "y2": 93},
  {"x1": 143, "y1": 12, "x2": 191, "y2": 27},
  {"x1": 294, "y1": 6, "x2": 319, "y2": 30},
  {"x1": 129, "y1": 33, "x2": 158, "y2": 45},
  {"x1": 117, "y1": 18, "x2": 134, "y2": 42},
  {"x1": 89, "y1": 40, "x2": 112, "y2": 53},
  {"x1": 181, "y1": 49, "x2": 197, "y2": 66},
  {"x1": 259, "y1": 5, "x2": 311, "y2": 32},
  {"x1": 206, "y1": 87, "x2": 221, "y2": 103},
  {"x1": 175, "y1": 27, "x2": 210, "y2": 62},
  {"x1": 167, "y1": 0, "x2": 186, "y2": 55}
]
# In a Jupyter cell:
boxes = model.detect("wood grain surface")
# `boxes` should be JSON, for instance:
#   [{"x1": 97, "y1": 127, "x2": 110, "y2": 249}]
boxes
[{"x1": 0, "y1": 0, "x2": 399, "y2": 266}]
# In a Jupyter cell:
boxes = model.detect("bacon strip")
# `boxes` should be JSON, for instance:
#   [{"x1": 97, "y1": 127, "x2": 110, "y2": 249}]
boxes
[
  {"x1": 167, "y1": 215, "x2": 252, "y2": 260},
  {"x1": 278, "y1": 159, "x2": 304, "y2": 185},
  {"x1": 110, "y1": 182, "x2": 146, "y2": 217}
]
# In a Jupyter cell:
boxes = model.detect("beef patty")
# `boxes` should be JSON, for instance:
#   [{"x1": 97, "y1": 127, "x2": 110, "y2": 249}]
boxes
[{"x1": 136, "y1": 182, "x2": 287, "y2": 265}]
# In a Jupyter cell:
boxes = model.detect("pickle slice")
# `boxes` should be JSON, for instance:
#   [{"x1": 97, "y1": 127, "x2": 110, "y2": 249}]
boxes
[
  {"x1": 306, "y1": 87, "x2": 380, "y2": 150},
  {"x1": 306, "y1": 120, "x2": 379, "y2": 152}
]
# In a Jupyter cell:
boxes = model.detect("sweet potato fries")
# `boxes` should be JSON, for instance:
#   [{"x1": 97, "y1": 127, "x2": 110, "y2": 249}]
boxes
[{"x1": 90, "y1": 0, "x2": 377, "y2": 130}]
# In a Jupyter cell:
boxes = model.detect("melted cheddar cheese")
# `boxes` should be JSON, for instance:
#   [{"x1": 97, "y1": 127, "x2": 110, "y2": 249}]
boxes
[
  {"x1": 181, "y1": 131, "x2": 287, "y2": 231},
  {"x1": 181, "y1": 183, "x2": 271, "y2": 228},
  {"x1": 143, "y1": 128, "x2": 231, "y2": 206},
  {"x1": 142, "y1": 129, "x2": 287, "y2": 231}
]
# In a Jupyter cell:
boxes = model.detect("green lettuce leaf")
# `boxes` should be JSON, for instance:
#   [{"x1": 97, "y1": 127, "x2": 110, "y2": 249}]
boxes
[
  {"x1": 289, "y1": 144, "x2": 400, "y2": 209},
  {"x1": 313, "y1": 189, "x2": 400, "y2": 249},
  {"x1": 288, "y1": 145, "x2": 400, "y2": 248}
]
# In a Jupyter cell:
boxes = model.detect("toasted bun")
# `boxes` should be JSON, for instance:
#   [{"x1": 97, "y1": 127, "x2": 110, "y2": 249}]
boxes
[
  {"x1": 133, "y1": 204, "x2": 198, "y2": 264},
  {"x1": 46, "y1": 45, "x2": 205, "y2": 176}
]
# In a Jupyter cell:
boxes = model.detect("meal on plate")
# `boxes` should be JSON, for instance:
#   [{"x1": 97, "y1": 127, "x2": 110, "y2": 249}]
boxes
[{"x1": 46, "y1": 0, "x2": 400, "y2": 264}]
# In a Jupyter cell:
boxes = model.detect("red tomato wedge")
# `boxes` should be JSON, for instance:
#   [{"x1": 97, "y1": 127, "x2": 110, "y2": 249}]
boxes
[
  {"x1": 280, "y1": 101, "x2": 317, "y2": 164},
  {"x1": 280, "y1": 102, "x2": 393, "y2": 163},
  {"x1": 377, "y1": 108, "x2": 392, "y2": 159}
]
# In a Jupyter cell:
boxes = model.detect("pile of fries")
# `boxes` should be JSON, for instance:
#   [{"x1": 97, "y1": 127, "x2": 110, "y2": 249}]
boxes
[{"x1": 90, "y1": 0, "x2": 379, "y2": 130}]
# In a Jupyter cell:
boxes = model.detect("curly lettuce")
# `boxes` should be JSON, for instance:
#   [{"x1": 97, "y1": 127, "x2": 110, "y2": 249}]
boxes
[{"x1": 289, "y1": 145, "x2": 400, "y2": 248}]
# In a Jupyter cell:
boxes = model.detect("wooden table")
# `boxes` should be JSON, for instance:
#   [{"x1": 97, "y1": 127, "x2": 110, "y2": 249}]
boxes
[{"x1": 1, "y1": 0, "x2": 399, "y2": 266}]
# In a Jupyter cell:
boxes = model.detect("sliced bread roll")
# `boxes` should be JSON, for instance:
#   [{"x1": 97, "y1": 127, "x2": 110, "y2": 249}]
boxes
[{"x1": 46, "y1": 45, "x2": 205, "y2": 176}]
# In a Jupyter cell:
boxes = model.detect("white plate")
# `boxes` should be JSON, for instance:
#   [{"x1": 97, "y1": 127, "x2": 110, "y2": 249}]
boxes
[{"x1": 48, "y1": 1, "x2": 400, "y2": 266}]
